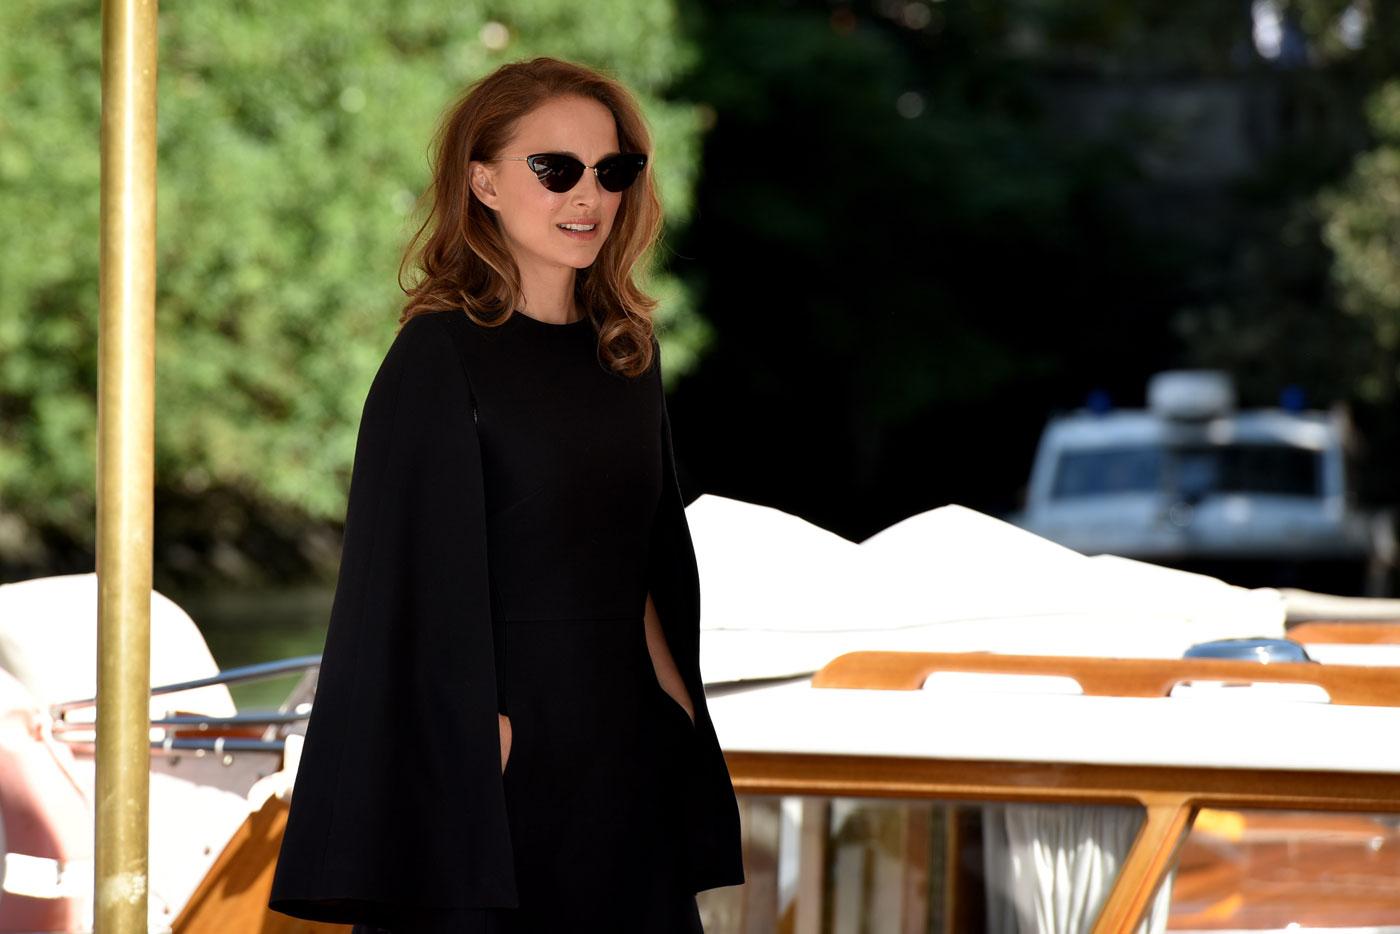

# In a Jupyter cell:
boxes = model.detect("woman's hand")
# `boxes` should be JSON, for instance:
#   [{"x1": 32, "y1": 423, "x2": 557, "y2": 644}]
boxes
[
  {"x1": 498, "y1": 713, "x2": 512, "y2": 774},
  {"x1": 643, "y1": 592, "x2": 696, "y2": 726}
]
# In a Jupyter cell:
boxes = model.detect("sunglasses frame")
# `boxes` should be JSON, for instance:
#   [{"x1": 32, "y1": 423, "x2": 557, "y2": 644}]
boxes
[{"x1": 496, "y1": 152, "x2": 648, "y2": 194}]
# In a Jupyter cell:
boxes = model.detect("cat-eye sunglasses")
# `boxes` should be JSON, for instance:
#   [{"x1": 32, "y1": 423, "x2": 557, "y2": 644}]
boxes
[{"x1": 496, "y1": 152, "x2": 648, "y2": 193}]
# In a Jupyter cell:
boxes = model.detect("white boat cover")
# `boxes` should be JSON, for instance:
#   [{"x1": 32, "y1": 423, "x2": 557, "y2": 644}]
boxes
[{"x1": 687, "y1": 495, "x2": 1287, "y2": 683}]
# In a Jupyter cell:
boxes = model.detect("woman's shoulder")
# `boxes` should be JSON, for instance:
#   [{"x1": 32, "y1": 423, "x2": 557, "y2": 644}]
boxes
[
  {"x1": 386, "y1": 310, "x2": 470, "y2": 370},
  {"x1": 361, "y1": 311, "x2": 476, "y2": 410},
  {"x1": 352, "y1": 311, "x2": 478, "y2": 436},
  {"x1": 394, "y1": 307, "x2": 458, "y2": 346}
]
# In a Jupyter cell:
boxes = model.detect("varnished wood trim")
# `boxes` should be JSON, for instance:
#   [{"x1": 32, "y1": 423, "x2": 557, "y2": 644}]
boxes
[
  {"x1": 899, "y1": 803, "x2": 930, "y2": 934},
  {"x1": 810, "y1": 650, "x2": 1400, "y2": 707},
  {"x1": 724, "y1": 751, "x2": 1400, "y2": 813},
  {"x1": 795, "y1": 798, "x2": 828, "y2": 934},
  {"x1": 1090, "y1": 796, "x2": 1195, "y2": 934},
  {"x1": 173, "y1": 793, "x2": 347, "y2": 934},
  {"x1": 1289, "y1": 621, "x2": 1400, "y2": 644},
  {"x1": 739, "y1": 796, "x2": 782, "y2": 934}
]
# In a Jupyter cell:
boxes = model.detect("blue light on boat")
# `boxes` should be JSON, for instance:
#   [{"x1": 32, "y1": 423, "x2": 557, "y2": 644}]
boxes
[{"x1": 1182, "y1": 637, "x2": 1314, "y2": 664}]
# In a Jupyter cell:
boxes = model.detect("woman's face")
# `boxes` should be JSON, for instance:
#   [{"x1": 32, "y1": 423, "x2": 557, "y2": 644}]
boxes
[{"x1": 470, "y1": 95, "x2": 624, "y2": 272}]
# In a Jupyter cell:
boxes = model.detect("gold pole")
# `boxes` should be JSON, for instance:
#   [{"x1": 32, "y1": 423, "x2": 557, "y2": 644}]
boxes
[{"x1": 96, "y1": 0, "x2": 158, "y2": 929}]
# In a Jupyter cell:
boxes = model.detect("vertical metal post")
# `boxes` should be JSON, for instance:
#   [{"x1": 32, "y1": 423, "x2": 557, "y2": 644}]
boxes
[{"x1": 96, "y1": 0, "x2": 158, "y2": 929}]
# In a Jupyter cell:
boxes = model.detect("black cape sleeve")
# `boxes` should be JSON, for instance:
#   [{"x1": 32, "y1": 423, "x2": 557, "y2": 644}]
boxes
[
  {"x1": 644, "y1": 334, "x2": 747, "y2": 893},
  {"x1": 268, "y1": 312, "x2": 517, "y2": 924}
]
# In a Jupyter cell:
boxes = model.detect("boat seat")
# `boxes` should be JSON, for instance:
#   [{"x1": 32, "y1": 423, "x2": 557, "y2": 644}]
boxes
[{"x1": 0, "y1": 572, "x2": 235, "y2": 727}]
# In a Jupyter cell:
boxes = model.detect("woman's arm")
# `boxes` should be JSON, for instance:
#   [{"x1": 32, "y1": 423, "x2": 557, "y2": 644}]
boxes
[
  {"x1": 643, "y1": 591, "x2": 695, "y2": 723},
  {"x1": 498, "y1": 713, "x2": 511, "y2": 773}
]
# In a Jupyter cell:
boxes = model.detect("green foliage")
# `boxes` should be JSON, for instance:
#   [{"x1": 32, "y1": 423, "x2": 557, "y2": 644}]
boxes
[
  {"x1": 1363, "y1": 80, "x2": 1400, "y2": 144},
  {"x1": 0, "y1": 0, "x2": 705, "y2": 556},
  {"x1": 1319, "y1": 78, "x2": 1400, "y2": 403}
]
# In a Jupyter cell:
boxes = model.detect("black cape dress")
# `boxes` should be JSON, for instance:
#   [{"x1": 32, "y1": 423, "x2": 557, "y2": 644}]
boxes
[{"x1": 267, "y1": 308, "x2": 745, "y2": 931}]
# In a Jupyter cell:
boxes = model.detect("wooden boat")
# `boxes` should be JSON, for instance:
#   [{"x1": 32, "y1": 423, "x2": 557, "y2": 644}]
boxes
[
  {"x1": 701, "y1": 631, "x2": 1400, "y2": 933},
  {"x1": 3, "y1": 501, "x2": 1400, "y2": 932}
]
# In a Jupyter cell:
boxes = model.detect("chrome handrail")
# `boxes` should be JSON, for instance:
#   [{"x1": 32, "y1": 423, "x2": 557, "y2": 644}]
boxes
[
  {"x1": 51, "y1": 710, "x2": 312, "y2": 733},
  {"x1": 49, "y1": 654, "x2": 322, "y2": 716},
  {"x1": 61, "y1": 736, "x2": 290, "y2": 754}
]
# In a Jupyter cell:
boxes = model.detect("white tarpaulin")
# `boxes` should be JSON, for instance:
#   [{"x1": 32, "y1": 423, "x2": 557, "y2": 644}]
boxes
[{"x1": 687, "y1": 494, "x2": 1287, "y2": 683}]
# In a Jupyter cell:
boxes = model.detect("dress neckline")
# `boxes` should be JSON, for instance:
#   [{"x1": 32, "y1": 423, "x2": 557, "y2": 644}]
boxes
[{"x1": 510, "y1": 309, "x2": 590, "y2": 329}]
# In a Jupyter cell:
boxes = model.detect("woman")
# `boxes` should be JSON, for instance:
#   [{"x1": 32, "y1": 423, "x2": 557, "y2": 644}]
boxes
[{"x1": 266, "y1": 57, "x2": 745, "y2": 932}]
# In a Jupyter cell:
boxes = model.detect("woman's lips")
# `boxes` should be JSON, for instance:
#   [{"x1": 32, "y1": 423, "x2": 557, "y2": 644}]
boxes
[{"x1": 556, "y1": 224, "x2": 598, "y2": 240}]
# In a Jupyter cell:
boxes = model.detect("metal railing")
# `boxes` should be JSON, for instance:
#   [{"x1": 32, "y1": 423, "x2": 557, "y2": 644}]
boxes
[{"x1": 49, "y1": 655, "x2": 322, "y2": 755}]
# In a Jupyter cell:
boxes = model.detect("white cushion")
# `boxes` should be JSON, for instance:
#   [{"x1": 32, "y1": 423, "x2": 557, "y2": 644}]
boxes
[{"x1": 0, "y1": 573, "x2": 235, "y2": 721}]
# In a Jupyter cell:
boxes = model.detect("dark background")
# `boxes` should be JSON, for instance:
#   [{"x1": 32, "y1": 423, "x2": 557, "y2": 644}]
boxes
[{"x1": 666, "y1": 0, "x2": 1399, "y2": 543}]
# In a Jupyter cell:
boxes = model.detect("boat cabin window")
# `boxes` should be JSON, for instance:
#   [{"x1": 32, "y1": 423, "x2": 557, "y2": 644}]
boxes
[
  {"x1": 1164, "y1": 807, "x2": 1400, "y2": 930},
  {"x1": 734, "y1": 795, "x2": 1400, "y2": 933},
  {"x1": 743, "y1": 795, "x2": 1164, "y2": 933}
]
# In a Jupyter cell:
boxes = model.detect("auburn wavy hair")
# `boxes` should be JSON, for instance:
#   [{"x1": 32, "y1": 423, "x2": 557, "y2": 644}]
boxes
[{"x1": 396, "y1": 56, "x2": 665, "y2": 378}]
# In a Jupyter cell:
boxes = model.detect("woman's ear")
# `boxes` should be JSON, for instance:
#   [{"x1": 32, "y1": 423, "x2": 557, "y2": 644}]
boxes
[{"x1": 469, "y1": 161, "x2": 500, "y2": 210}]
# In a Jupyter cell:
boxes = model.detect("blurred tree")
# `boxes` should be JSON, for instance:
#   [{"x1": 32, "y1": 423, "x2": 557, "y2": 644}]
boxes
[
  {"x1": 1319, "y1": 80, "x2": 1400, "y2": 407},
  {"x1": 665, "y1": 0, "x2": 1400, "y2": 539},
  {"x1": 0, "y1": 0, "x2": 705, "y2": 583},
  {"x1": 1164, "y1": 0, "x2": 1400, "y2": 503},
  {"x1": 668, "y1": 0, "x2": 1191, "y2": 535}
]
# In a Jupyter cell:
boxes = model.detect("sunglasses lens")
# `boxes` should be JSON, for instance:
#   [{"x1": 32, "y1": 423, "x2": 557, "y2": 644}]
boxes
[
  {"x1": 529, "y1": 154, "x2": 585, "y2": 193},
  {"x1": 596, "y1": 154, "x2": 647, "y2": 192},
  {"x1": 525, "y1": 153, "x2": 647, "y2": 193}
]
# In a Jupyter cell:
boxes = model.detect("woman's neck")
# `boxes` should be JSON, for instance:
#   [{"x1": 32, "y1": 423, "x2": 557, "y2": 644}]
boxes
[{"x1": 515, "y1": 257, "x2": 580, "y2": 325}]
